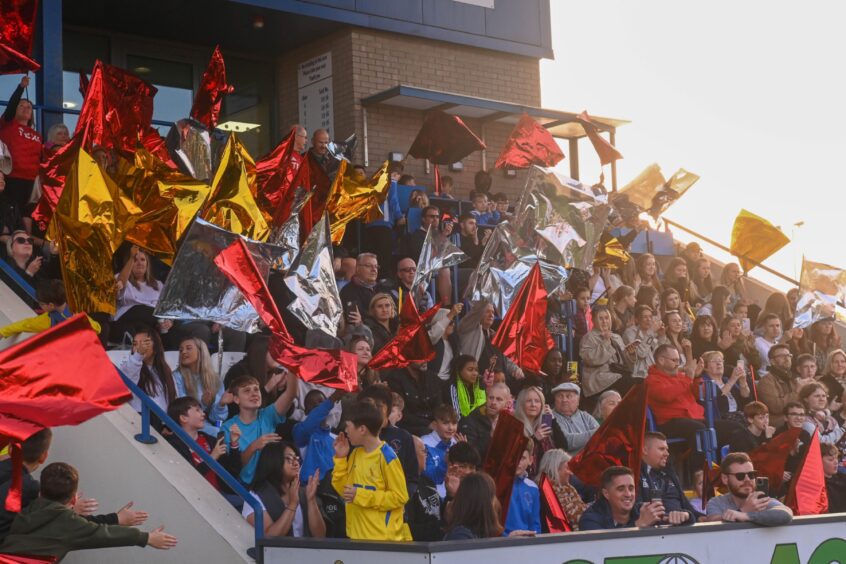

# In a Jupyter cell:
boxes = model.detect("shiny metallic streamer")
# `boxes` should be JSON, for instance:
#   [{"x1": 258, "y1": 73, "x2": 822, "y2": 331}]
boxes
[
  {"x1": 411, "y1": 225, "x2": 469, "y2": 293},
  {"x1": 793, "y1": 257, "x2": 846, "y2": 329},
  {"x1": 166, "y1": 119, "x2": 213, "y2": 182}
]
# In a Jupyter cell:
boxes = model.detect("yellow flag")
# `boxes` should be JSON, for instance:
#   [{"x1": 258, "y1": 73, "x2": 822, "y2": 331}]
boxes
[
  {"x1": 730, "y1": 209, "x2": 790, "y2": 273},
  {"x1": 326, "y1": 160, "x2": 391, "y2": 244},
  {"x1": 619, "y1": 164, "x2": 699, "y2": 216},
  {"x1": 113, "y1": 148, "x2": 212, "y2": 264},
  {"x1": 201, "y1": 134, "x2": 270, "y2": 241},
  {"x1": 53, "y1": 147, "x2": 141, "y2": 315}
]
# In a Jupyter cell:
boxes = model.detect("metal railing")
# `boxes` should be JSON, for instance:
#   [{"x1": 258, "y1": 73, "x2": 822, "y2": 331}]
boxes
[
  {"x1": 0, "y1": 265, "x2": 265, "y2": 555},
  {"x1": 0, "y1": 99, "x2": 176, "y2": 133}
]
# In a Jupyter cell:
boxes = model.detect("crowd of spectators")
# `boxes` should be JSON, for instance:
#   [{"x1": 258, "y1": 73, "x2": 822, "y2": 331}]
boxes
[{"x1": 1, "y1": 75, "x2": 844, "y2": 560}]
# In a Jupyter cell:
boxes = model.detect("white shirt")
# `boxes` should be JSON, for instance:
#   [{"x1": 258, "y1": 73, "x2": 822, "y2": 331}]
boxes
[
  {"x1": 755, "y1": 336, "x2": 777, "y2": 372},
  {"x1": 120, "y1": 352, "x2": 168, "y2": 413},
  {"x1": 115, "y1": 276, "x2": 161, "y2": 320}
]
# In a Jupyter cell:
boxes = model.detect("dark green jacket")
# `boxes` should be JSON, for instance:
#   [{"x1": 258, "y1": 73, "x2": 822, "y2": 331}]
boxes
[{"x1": 0, "y1": 497, "x2": 148, "y2": 561}]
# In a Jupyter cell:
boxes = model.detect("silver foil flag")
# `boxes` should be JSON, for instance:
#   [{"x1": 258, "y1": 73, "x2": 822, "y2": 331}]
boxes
[
  {"x1": 267, "y1": 187, "x2": 312, "y2": 273},
  {"x1": 283, "y1": 213, "x2": 343, "y2": 337},
  {"x1": 166, "y1": 119, "x2": 213, "y2": 182},
  {"x1": 411, "y1": 225, "x2": 469, "y2": 294},
  {"x1": 155, "y1": 217, "x2": 287, "y2": 332}
]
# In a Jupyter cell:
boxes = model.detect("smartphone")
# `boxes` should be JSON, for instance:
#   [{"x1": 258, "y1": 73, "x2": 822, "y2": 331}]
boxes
[
  {"x1": 755, "y1": 476, "x2": 769, "y2": 494},
  {"x1": 541, "y1": 413, "x2": 553, "y2": 429},
  {"x1": 216, "y1": 431, "x2": 226, "y2": 445},
  {"x1": 346, "y1": 301, "x2": 357, "y2": 321}
]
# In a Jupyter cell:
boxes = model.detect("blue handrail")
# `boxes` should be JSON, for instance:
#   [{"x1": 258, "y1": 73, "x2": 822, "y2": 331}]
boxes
[{"x1": 0, "y1": 261, "x2": 265, "y2": 552}]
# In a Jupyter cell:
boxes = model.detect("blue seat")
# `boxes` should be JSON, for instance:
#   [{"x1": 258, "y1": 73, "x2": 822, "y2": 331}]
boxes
[
  {"x1": 406, "y1": 207, "x2": 423, "y2": 233},
  {"x1": 396, "y1": 184, "x2": 416, "y2": 212},
  {"x1": 646, "y1": 406, "x2": 688, "y2": 446}
]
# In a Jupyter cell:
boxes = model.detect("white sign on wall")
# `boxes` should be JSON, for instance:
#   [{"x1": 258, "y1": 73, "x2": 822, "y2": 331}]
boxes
[{"x1": 298, "y1": 52, "x2": 333, "y2": 136}]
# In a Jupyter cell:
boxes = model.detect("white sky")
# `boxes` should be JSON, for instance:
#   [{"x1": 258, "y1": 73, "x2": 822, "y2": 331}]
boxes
[{"x1": 540, "y1": 0, "x2": 846, "y2": 290}]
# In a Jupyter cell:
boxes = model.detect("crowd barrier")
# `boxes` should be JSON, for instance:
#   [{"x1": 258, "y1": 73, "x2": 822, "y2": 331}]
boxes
[{"x1": 260, "y1": 515, "x2": 846, "y2": 564}]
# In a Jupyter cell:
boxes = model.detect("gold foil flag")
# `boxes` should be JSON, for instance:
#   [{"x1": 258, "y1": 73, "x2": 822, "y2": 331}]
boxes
[{"x1": 729, "y1": 209, "x2": 789, "y2": 273}]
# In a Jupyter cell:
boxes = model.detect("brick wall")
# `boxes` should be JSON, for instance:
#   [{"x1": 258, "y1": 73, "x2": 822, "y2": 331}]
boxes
[{"x1": 276, "y1": 26, "x2": 542, "y2": 199}]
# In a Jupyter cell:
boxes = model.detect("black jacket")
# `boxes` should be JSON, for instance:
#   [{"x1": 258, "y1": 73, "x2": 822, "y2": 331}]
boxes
[
  {"x1": 385, "y1": 368, "x2": 445, "y2": 436},
  {"x1": 406, "y1": 475, "x2": 442, "y2": 541},
  {"x1": 381, "y1": 424, "x2": 420, "y2": 494},
  {"x1": 340, "y1": 281, "x2": 377, "y2": 320},
  {"x1": 458, "y1": 407, "x2": 493, "y2": 461},
  {"x1": 826, "y1": 474, "x2": 846, "y2": 514},
  {"x1": 164, "y1": 431, "x2": 241, "y2": 493},
  {"x1": 579, "y1": 495, "x2": 640, "y2": 530},
  {"x1": 637, "y1": 461, "x2": 699, "y2": 524}
]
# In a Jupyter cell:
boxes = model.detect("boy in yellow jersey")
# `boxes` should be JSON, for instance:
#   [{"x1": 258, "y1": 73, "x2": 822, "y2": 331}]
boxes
[
  {"x1": 0, "y1": 279, "x2": 100, "y2": 339},
  {"x1": 332, "y1": 400, "x2": 409, "y2": 540}
]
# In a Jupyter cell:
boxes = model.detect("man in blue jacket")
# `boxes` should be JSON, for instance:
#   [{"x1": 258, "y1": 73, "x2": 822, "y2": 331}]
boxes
[
  {"x1": 637, "y1": 432, "x2": 700, "y2": 525},
  {"x1": 579, "y1": 466, "x2": 664, "y2": 530}
]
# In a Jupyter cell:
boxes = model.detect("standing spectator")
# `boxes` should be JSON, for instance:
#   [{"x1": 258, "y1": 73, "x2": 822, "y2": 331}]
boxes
[
  {"x1": 446, "y1": 355, "x2": 487, "y2": 418},
  {"x1": 572, "y1": 286, "x2": 593, "y2": 345},
  {"x1": 579, "y1": 466, "x2": 664, "y2": 530},
  {"x1": 458, "y1": 300, "x2": 523, "y2": 382},
  {"x1": 549, "y1": 382, "x2": 599, "y2": 455},
  {"x1": 758, "y1": 344, "x2": 804, "y2": 428},
  {"x1": 340, "y1": 253, "x2": 380, "y2": 320},
  {"x1": 308, "y1": 128, "x2": 334, "y2": 174},
  {"x1": 172, "y1": 337, "x2": 230, "y2": 432},
  {"x1": 406, "y1": 436, "x2": 443, "y2": 541},
  {"x1": 120, "y1": 327, "x2": 177, "y2": 417},
  {"x1": 364, "y1": 293, "x2": 398, "y2": 354},
  {"x1": 0, "y1": 77, "x2": 41, "y2": 232},
  {"x1": 421, "y1": 405, "x2": 459, "y2": 498},
  {"x1": 347, "y1": 335, "x2": 380, "y2": 389},
  {"x1": 609, "y1": 285, "x2": 636, "y2": 335},
  {"x1": 493, "y1": 193, "x2": 512, "y2": 223},
  {"x1": 44, "y1": 123, "x2": 70, "y2": 155},
  {"x1": 703, "y1": 452, "x2": 793, "y2": 525},
  {"x1": 680, "y1": 242, "x2": 703, "y2": 275},
  {"x1": 243, "y1": 442, "x2": 325, "y2": 538},
  {"x1": 385, "y1": 257, "x2": 433, "y2": 313},
  {"x1": 427, "y1": 304, "x2": 462, "y2": 382},
  {"x1": 755, "y1": 313, "x2": 786, "y2": 373},
  {"x1": 332, "y1": 400, "x2": 410, "y2": 541},
  {"x1": 719, "y1": 263, "x2": 748, "y2": 308},
  {"x1": 470, "y1": 192, "x2": 498, "y2": 225},
  {"x1": 400, "y1": 205, "x2": 445, "y2": 266},
  {"x1": 810, "y1": 318, "x2": 842, "y2": 370},
  {"x1": 399, "y1": 174, "x2": 417, "y2": 187},
  {"x1": 638, "y1": 432, "x2": 698, "y2": 525},
  {"x1": 0, "y1": 279, "x2": 100, "y2": 339},
  {"x1": 535, "y1": 449, "x2": 587, "y2": 530},
  {"x1": 728, "y1": 401, "x2": 775, "y2": 453},
  {"x1": 408, "y1": 188, "x2": 427, "y2": 207},
  {"x1": 457, "y1": 382, "x2": 511, "y2": 461},
  {"x1": 690, "y1": 257, "x2": 714, "y2": 308},
  {"x1": 503, "y1": 441, "x2": 541, "y2": 536},
  {"x1": 580, "y1": 305, "x2": 635, "y2": 398},
  {"x1": 292, "y1": 389, "x2": 339, "y2": 482},
  {"x1": 112, "y1": 246, "x2": 162, "y2": 343},
  {"x1": 0, "y1": 462, "x2": 177, "y2": 560},
  {"x1": 385, "y1": 361, "x2": 443, "y2": 436},
  {"x1": 436, "y1": 175, "x2": 456, "y2": 200}
]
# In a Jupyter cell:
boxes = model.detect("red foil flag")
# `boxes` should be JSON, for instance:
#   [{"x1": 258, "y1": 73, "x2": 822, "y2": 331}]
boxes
[
  {"x1": 0, "y1": 0, "x2": 40, "y2": 74},
  {"x1": 190, "y1": 45, "x2": 234, "y2": 131},
  {"x1": 491, "y1": 262, "x2": 554, "y2": 374},
  {"x1": 748, "y1": 427, "x2": 802, "y2": 493},
  {"x1": 368, "y1": 292, "x2": 440, "y2": 370},
  {"x1": 539, "y1": 475, "x2": 572, "y2": 533},
  {"x1": 569, "y1": 383, "x2": 647, "y2": 488},
  {"x1": 255, "y1": 127, "x2": 306, "y2": 222},
  {"x1": 785, "y1": 429, "x2": 828, "y2": 515},
  {"x1": 482, "y1": 411, "x2": 528, "y2": 523},
  {"x1": 74, "y1": 61, "x2": 157, "y2": 154},
  {"x1": 139, "y1": 125, "x2": 175, "y2": 168},
  {"x1": 0, "y1": 554, "x2": 58, "y2": 563},
  {"x1": 31, "y1": 135, "x2": 81, "y2": 231},
  {"x1": 299, "y1": 152, "x2": 331, "y2": 242},
  {"x1": 408, "y1": 110, "x2": 486, "y2": 165},
  {"x1": 495, "y1": 113, "x2": 565, "y2": 170},
  {"x1": 0, "y1": 314, "x2": 131, "y2": 510},
  {"x1": 213, "y1": 238, "x2": 358, "y2": 392},
  {"x1": 577, "y1": 111, "x2": 623, "y2": 166}
]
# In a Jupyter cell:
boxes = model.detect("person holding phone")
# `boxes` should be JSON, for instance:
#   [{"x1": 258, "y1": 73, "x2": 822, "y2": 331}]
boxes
[
  {"x1": 704, "y1": 452, "x2": 793, "y2": 526},
  {"x1": 637, "y1": 432, "x2": 699, "y2": 525}
]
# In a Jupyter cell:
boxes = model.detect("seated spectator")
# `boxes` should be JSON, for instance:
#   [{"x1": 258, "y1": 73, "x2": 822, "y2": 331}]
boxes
[
  {"x1": 657, "y1": 310, "x2": 695, "y2": 377},
  {"x1": 436, "y1": 174, "x2": 456, "y2": 200},
  {"x1": 458, "y1": 382, "x2": 511, "y2": 461},
  {"x1": 443, "y1": 472, "x2": 509, "y2": 540},
  {"x1": 421, "y1": 405, "x2": 459, "y2": 497},
  {"x1": 689, "y1": 469, "x2": 705, "y2": 513},
  {"x1": 580, "y1": 305, "x2": 635, "y2": 398},
  {"x1": 537, "y1": 348, "x2": 568, "y2": 397},
  {"x1": 716, "y1": 314, "x2": 761, "y2": 373},
  {"x1": 446, "y1": 355, "x2": 486, "y2": 418},
  {"x1": 638, "y1": 432, "x2": 698, "y2": 525},
  {"x1": 690, "y1": 314, "x2": 718, "y2": 361},
  {"x1": 503, "y1": 441, "x2": 541, "y2": 536},
  {"x1": 364, "y1": 293, "x2": 398, "y2": 354},
  {"x1": 399, "y1": 174, "x2": 417, "y2": 187},
  {"x1": 469, "y1": 192, "x2": 498, "y2": 225},
  {"x1": 407, "y1": 436, "x2": 443, "y2": 541},
  {"x1": 635, "y1": 285, "x2": 661, "y2": 314},
  {"x1": 243, "y1": 442, "x2": 325, "y2": 538},
  {"x1": 680, "y1": 242, "x2": 703, "y2": 276},
  {"x1": 572, "y1": 286, "x2": 592, "y2": 344},
  {"x1": 457, "y1": 213, "x2": 488, "y2": 267},
  {"x1": 222, "y1": 371, "x2": 298, "y2": 486},
  {"x1": 536, "y1": 449, "x2": 586, "y2": 530},
  {"x1": 493, "y1": 192, "x2": 511, "y2": 222},
  {"x1": 719, "y1": 262, "x2": 748, "y2": 308},
  {"x1": 704, "y1": 452, "x2": 793, "y2": 525},
  {"x1": 609, "y1": 285, "x2": 636, "y2": 335},
  {"x1": 690, "y1": 257, "x2": 714, "y2": 309},
  {"x1": 408, "y1": 188, "x2": 428, "y2": 208},
  {"x1": 172, "y1": 337, "x2": 230, "y2": 432},
  {"x1": 549, "y1": 382, "x2": 599, "y2": 455},
  {"x1": 332, "y1": 400, "x2": 409, "y2": 541},
  {"x1": 112, "y1": 245, "x2": 162, "y2": 343},
  {"x1": 347, "y1": 334, "x2": 380, "y2": 389},
  {"x1": 0, "y1": 462, "x2": 176, "y2": 560},
  {"x1": 631, "y1": 253, "x2": 663, "y2": 294},
  {"x1": 661, "y1": 286, "x2": 692, "y2": 334},
  {"x1": 728, "y1": 402, "x2": 775, "y2": 453},
  {"x1": 340, "y1": 253, "x2": 380, "y2": 321},
  {"x1": 819, "y1": 348, "x2": 846, "y2": 409},
  {"x1": 810, "y1": 317, "x2": 842, "y2": 371},
  {"x1": 699, "y1": 350, "x2": 751, "y2": 421},
  {"x1": 579, "y1": 466, "x2": 664, "y2": 530},
  {"x1": 795, "y1": 352, "x2": 819, "y2": 383},
  {"x1": 646, "y1": 344, "x2": 741, "y2": 467},
  {"x1": 473, "y1": 170, "x2": 492, "y2": 196},
  {"x1": 514, "y1": 386, "x2": 554, "y2": 474},
  {"x1": 778, "y1": 401, "x2": 808, "y2": 435},
  {"x1": 0, "y1": 279, "x2": 100, "y2": 339},
  {"x1": 623, "y1": 305, "x2": 660, "y2": 379},
  {"x1": 822, "y1": 444, "x2": 846, "y2": 513},
  {"x1": 165, "y1": 397, "x2": 240, "y2": 491},
  {"x1": 427, "y1": 303, "x2": 462, "y2": 382},
  {"x1": 120, "y1": 326, "x2": 177, "y2": 417},
  {"x1": 4, "y1": 229, "x2": 42, "y2": 286},
  {"x1": 357, "y1": 385, "x2": 419, "y2": 495},
  {"x1": 799, "y1": 382, "x2": 845, "y2": 444},
  {"x1": 697, "y1": 285, "x2": 731, "y2": 328},
  {"x1": 390, "y1": 393, "x2": 405, "y2": 426},
  {"x1": 384, "y1": 257, "x2": 433, "y2": 313},
  {"x1": 592, "y1": 389, "x2": 622, "y2": 423},
  {"x1": 758, "y1": 344, "x2": 805, "y2": 428},
  {"x1": 292, "y1": 389, "x2": 339, "y2": 482},
  {"x1": 754, "y1": 313, "x2": 786, "y2": 373},
  {"x1": 385, "y1": 360, "x2": 443, "y2": 436},
  {"x1": 400, "y1": 205, "x2": 447, "y2": 267}
]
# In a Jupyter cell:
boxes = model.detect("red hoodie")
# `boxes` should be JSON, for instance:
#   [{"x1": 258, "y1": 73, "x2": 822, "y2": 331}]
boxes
[
  {"x1": 646, "y1": 364, "x2": 704, "y2": 425},
  {"x1": 0, "y1": 119, "x2": 42, "y2": 180}
]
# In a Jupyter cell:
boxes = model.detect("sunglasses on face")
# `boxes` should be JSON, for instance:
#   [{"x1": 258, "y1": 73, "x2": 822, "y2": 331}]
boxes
[
  {"x1": 729, "y1": 471, "x2": 757, "y2": 481},
  {"x1": 14, "y1": 236, "x2": 33, "y2": 244}
]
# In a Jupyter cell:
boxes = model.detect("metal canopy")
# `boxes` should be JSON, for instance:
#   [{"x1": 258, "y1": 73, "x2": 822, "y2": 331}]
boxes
[{"x1": 361, "y1": 85, "x2": 629, "y2": 140}]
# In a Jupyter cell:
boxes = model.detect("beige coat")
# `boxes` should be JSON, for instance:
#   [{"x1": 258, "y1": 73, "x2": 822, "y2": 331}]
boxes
[{"x1": 580, "y1": 329, "x2": 629, "y2": 397}]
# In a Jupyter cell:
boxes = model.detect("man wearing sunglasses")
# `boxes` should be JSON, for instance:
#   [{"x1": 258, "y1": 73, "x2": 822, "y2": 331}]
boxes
[{"x1": 704, "y1": 452, "x2": 793, "y2": 525}]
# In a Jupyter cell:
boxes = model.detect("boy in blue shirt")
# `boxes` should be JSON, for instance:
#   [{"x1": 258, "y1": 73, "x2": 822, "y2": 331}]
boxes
[
  {"x1": 222, "y1": 369, "x2": 298, "y2": 485},
  {"x1": 421, "y1": 405, "x2": 459, "y2": 498},
  {"x1": 504, "y1": 441, "x2": 541, "y2": 535},
  {"x1": 292, "y1": 388, "x2": 342, "y2": 481}
]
